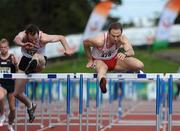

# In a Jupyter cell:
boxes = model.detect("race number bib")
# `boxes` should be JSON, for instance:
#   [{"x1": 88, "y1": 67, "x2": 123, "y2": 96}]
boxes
[
  {"x1": 101, "y1": 51, "x2": 113, "y2": 58},
  {"x1": 0, "y1": 67, "x2": 11, "y2": 73}
]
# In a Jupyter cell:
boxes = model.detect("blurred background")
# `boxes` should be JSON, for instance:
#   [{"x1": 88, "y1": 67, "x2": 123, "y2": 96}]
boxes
[
  {"x1": 1, "y1": 1, "x2": 180, "y2": 127},
  {"x1": 0, "y1": 0, "x2": 179, "y2": 74}
]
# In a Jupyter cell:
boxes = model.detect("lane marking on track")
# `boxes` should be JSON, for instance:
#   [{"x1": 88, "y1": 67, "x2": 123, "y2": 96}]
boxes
[
  {"x1": 100, "y1": 101, "x2": 144, "y2": 131},
  {"x1": 37, "y1": 119, "x2": 67, "y2": 131}
]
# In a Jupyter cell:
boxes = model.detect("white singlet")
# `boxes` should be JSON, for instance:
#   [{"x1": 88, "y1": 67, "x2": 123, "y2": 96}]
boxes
[
  {"x1": 92, "y1": 33, "x2": 119, "y2": 60},
  {"x1": 21, "y1": 31, "x2": 46, "y2": 58}
]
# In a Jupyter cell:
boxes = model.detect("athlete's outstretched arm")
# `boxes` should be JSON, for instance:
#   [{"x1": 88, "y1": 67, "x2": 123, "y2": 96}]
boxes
[{"x1": 42, "y1": 33, "x2": 73, "y2": 56}]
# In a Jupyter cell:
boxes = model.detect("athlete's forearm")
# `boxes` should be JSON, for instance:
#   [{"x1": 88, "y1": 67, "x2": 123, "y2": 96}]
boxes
[
  {"x1": 59, "y1": 36, "x2": 70, "y2": 51},
  {"x1": 14, "y1": 36, "x2": 24, "y2": 46},
  {"x1": 121, "y1": 35, "x2": 135, "y2": 57},
  {"x1": 83, "y1": 40, "x2": 93, "y2": 61},
  {"x1": 124, "y1": 48, "x2": 134, "y2": 57}
]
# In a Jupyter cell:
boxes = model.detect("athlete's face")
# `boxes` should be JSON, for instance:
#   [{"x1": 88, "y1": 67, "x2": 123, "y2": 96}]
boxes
[
  {"x1": 0, "y1": 42, "x2": 9, "y2": 55},
  {"x1": 108, "y1": 29, "x2": 122, "y2": 43},
  {"x1": 27, "y1": 33, "x2": 39, "y2": 44}
]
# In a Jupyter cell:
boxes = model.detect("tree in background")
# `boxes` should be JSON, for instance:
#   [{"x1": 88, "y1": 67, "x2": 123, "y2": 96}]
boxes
[{"x1": 0, "y1": 0, "x2": 91, "y2": 46}]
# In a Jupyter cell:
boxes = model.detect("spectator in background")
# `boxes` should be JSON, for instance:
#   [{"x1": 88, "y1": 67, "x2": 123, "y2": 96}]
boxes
[{"x1": 0, "y1": 38, "x2": 18, "y2": 131}]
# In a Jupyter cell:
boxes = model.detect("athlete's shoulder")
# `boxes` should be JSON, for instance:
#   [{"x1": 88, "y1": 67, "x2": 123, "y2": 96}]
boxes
[
  {"x1": 39, "y1": 31, "x2": 50, "y2": 43},
  {"x1": 95, "y1": 32, "x2": 105, "y2": 40},
  {"x1": 93, "y1": 33, "x2": 105, "y2": 43},
  {"x1": 17, "y1": 31, "x2": 26, "y2": 38}
]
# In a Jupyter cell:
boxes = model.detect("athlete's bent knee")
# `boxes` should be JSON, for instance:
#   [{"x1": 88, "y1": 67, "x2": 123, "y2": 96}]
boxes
[
  {"x1": 136, "y1": 61, "x2": 144, "y2": 70},
  {"x1": 0, "y1": 93, "x2": 5, "y2": 100},
  {"x1": 0, "y1": 89, "x2": 6, "y2": 100},
  {"x1": 33, "y1": 54, "x2": 46, "y2": 68}
]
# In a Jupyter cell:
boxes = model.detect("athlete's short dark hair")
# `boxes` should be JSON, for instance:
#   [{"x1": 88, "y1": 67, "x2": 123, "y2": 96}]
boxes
[
  {"x1": 108, "y1": 22, "x2": 123, "y2": 33},
  {"x1": 25, "y1": 24, "x2": 39, "y2": 36}
]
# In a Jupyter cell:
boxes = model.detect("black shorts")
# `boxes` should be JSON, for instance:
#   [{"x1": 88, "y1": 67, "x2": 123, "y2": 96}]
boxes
[
  {"x1": 0, "y1": 83, "x2": 15, "y2": 94},
  {"x1": 19, "y1": 55, "x2": 47, "y2": 71}
]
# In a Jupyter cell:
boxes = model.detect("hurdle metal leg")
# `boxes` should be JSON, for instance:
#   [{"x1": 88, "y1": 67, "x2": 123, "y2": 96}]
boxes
[
  {"x1": 156, "y1": 75, "x2": 161, "y2": 131},
  {"x1": 168, "y1": 75, "x2": 173, "y2": 131},
  {"x1": 79, "y1": 74, "x2": 83, "y2": 131},
  {"x1": 86, "y1": 78, "x2": 90, "y2": 131},
  {"x1": 48, "y1": 79, "x2": 53, "y2": 128},
  {"x1": 67, "y1": 75, "x2": 71, "y2": 131},
  {"x1": 96, "y1": 79, "x2": 100, "y2": 131},
  {"x1": 108, "y1": 79, "x2": 112, "y2": 128},
  {"x1": 40, "y1": 79, "x2": 45, "y2": 128}
]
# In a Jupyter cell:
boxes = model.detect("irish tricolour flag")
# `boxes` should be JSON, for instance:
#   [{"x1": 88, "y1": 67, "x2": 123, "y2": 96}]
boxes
[{"x1": 152, "y1": 0, "x2": 180, "y2": 50}]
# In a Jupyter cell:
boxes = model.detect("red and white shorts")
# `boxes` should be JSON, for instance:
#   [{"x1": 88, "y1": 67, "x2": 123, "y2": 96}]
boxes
[{"x1": 93, "y1": 55, "x2": 117, "y2": 71}]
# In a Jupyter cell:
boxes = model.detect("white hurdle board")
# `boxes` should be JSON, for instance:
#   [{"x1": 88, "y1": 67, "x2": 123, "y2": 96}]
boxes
[{"x1": 0, "y1": 73, "x2": 164, "y2": 80}]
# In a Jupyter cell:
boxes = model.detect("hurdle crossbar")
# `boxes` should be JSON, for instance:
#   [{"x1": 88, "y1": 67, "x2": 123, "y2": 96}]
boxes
[{"x1": 0, "y1": 73, "x2": 164, "y2": 79}]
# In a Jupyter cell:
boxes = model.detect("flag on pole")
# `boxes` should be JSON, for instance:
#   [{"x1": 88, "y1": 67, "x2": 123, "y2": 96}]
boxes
[
  {"x1": 152, "y1": 0, "x2": 180, "y2": 50},
  {"x1": 82, "y1": 1, "x2": 113, "y2": 40},
  {"x1": 78, "y1": 0, "x2": 113, "y2": 55}
]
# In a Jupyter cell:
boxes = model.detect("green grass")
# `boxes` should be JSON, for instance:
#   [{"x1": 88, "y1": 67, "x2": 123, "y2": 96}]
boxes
[
  {"x1": 43, "y1": 47, "x2": 180, "y2": 73},
  {"x1": 135, "y1": 50, "x2": 179, "y2": 73},
  {"x1": 44, "y1": 57, "x2": 95, "y2": 73}
]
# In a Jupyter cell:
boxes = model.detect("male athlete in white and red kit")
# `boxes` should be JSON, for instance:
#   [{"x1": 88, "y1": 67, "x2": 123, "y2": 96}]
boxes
[{"x1": 83, "y1": 22, "x2": 144, "y2": 93}]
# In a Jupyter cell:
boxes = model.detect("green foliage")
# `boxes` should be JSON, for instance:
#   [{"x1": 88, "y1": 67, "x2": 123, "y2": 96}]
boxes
[
  {"x1": 44, "y1": 56, "x2": 95, "y2": 73},
  {"x1": 0, "y1": 0, "x2": 92, "y2": 45},
  {"x1": 151, "y1": 40, "x2": 169, "y2": 51}
]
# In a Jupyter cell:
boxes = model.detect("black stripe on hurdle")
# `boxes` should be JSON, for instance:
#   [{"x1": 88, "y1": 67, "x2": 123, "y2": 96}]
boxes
[
  {"x1": 93, "y1": 73, "x2": 97, "y2": 78},
  {"x1": 3, "y1": 74, "x2": 12, "y2": 79},
  {"x1": 74, "y1": 73, "x2": 76, "y2": 78},
  {"x1": 48, "y1": 74, "x2": 57, "y2": 79},
  {"x1": 137, "y1": 74, "x2": 146, "y2": 78}
]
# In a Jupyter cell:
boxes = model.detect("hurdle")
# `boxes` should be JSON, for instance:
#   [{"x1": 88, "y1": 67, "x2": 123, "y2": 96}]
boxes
[
  {"x1": 164, "y1": 73, "x2": 180, "y2": 131},
  {"x1": 1, "y1": 73, "x2": 178, "y2": 131}
]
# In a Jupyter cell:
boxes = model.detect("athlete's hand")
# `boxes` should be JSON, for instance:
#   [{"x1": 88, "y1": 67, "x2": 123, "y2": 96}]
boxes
[
  {"x1": 86, "y1": 59, "x2": 94, "y2": 68},
  {"x1": 23, "y1": 42, "x2": 34, "y2": 50},
  {"x1": 116, "y1": 53, "x2": 126, "y2": 61},
  {"x1": 11, "y1": 54, "x2": 18, "y2": 65},
  {"x1": 64, "y1": 48, "x2": 75, "y2": 56}
]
